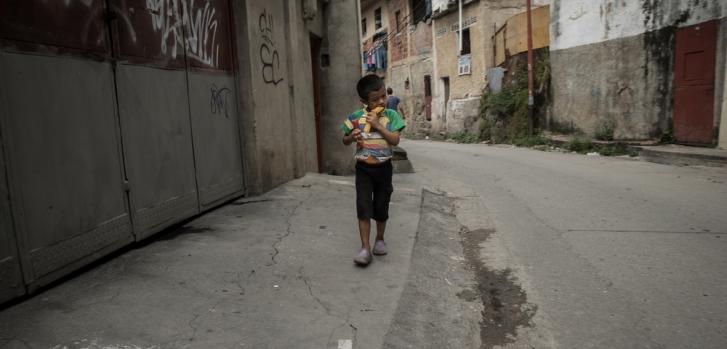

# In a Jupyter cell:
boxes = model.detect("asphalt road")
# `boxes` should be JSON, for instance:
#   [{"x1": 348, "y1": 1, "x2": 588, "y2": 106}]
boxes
[{"x1": 402, "y1": 139, "x2": 727, "y2": 349}]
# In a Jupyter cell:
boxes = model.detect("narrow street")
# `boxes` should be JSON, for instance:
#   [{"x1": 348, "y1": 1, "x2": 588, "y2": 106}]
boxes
[
  {"x1": 403, "y1": 139, "x2": 727, "y2": 349},
  {"x1": 2, "y1": 139, "x2": 726, "y2": 349}
]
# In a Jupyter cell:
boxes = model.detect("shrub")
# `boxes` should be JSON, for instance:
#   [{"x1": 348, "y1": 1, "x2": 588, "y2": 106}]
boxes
[
  {"x1": 594, "y1": 120, "x2": 615, "y2": 141},
  {"x1": 448, "y1": 131, "x2": 480, "y2": 144},
  {"x1": 565, "y1": 137, "x2": 594, "y2": 153}
]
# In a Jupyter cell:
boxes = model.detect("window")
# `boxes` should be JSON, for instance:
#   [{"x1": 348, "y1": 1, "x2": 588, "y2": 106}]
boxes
[
  {"x1": 460, "y1": 28, "x2": 471, "y2": 55},
  {"x1": 410, "y1": 0, "x2": 427, "y2": 24},
  {"x1": 395, "y1": 10, "x2": 402, "y2": 32},
  {"x1": 375, "y1": 7, "x2": 382, "y2": 30},
  {"x1": 362, "y1": 18, "x2": 367, "y2": 36}
]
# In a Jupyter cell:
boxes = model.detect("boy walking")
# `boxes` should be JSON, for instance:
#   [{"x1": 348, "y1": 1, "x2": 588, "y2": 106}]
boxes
[{"x1": 342, "y1": 75, "x2": 405, "y2": 267}]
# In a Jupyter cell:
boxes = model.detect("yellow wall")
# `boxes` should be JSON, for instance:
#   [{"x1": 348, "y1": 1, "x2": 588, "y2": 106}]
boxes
[
  {"x1": 495, "y1": 5, "x2": 550, "y2": 66},
  {"x1": 433, "y1": 5, "x2": 485, "y2": 100},
  {"x1": 433, "y1": 2, "x2": 526, "y2": 100}
]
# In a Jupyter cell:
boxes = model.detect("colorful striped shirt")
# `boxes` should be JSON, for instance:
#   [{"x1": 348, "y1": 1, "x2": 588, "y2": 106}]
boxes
[{"x1": 341, "y1": 108, "x2": 406, "y2": 164}]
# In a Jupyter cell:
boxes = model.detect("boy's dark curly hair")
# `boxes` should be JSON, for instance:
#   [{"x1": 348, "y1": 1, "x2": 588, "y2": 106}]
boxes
[{"x1": 356, "y1": 74, "x2": 384, "y2": 101}]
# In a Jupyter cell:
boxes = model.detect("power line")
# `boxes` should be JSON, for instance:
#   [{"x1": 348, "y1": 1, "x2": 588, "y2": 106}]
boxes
[{"x1": 361, "y1": 0, "x2": 429, "y2": 55}]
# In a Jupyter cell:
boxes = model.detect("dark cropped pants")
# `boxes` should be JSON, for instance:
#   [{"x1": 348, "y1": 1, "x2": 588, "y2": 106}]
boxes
[{"x1": 355, "y1": 160, "x2": 393, "y2": 221}]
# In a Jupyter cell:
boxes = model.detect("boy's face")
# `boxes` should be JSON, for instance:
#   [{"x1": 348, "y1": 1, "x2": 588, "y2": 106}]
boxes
[{"x1": 363, "y1": 86, "x2": 387, "y2": 110}]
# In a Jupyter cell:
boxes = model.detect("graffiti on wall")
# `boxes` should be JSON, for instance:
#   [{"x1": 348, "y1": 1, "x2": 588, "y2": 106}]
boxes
[
  {"x1": 210, "y1": 84, "x2": 231, "y2": 118},
  {"x1": 145, "y1": 0, "x2": 220, "y2": 68},
  {"x1": 259, "y1": 9, "x2": 283, "y2": 85}
]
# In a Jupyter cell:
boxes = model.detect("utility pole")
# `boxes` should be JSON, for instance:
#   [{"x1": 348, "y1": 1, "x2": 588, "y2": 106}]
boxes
[
  {"x1": 458, "y1": 0, "x2": 463, "y2": 53},
  {"x1": 526, "y1": 0, "x2": 534, "y2": 136}
]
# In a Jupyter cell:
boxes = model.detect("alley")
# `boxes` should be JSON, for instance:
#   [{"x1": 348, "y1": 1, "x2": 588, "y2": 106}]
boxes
[{"x1": 404, "y1": 139, "x2": 727, "y2": 349}]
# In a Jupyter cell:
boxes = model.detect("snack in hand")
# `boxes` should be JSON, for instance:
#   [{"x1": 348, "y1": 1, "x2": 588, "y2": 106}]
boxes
[{"x1": 363, "y1": 106, "x2": 385, "y2": 133}]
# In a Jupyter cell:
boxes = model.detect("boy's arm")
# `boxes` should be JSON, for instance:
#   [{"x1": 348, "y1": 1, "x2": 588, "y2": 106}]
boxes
[
  {"x1": 377, "y1": 127, "x2": 400, "y2": 146},
  {"x1": 342, "y1": 129, "x2": 363, "y2": 145},
  {"x1": 366, "y1": 110, "x2": 401, "y2": 146}
]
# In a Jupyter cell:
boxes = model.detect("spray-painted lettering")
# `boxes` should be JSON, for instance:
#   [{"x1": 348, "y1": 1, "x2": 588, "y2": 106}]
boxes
[
  {"x1": 210, "y1": 84, "x2": 231, "y2": 118},
  {"x1": 259, "y1": 9, "x2": 283, "y2": 85},
  {"x1": 145, "y1": 0, "x2": 220, "y2": 68}
]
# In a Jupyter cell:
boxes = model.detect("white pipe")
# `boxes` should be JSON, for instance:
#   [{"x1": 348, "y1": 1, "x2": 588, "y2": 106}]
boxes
[{"x1": 458, "y1": 0, "x2": 463, "y2": 54}]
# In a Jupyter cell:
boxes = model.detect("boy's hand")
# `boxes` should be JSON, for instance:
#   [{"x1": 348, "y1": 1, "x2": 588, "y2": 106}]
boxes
[
  {"x1": 351, "y1": 129, "x2": 363, "y2": 143},
  {"x1": 366, "y1": 110, "x2": 381, "y2": 131}
]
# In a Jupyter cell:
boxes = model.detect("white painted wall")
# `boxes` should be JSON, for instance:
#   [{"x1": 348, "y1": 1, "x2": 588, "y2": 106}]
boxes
[
  {"x1": 551, "y1": 0, "x2": 727, "y2": 51},
  {"x1": 433, "y1": 0, "x2": 549, "y2": 14}
]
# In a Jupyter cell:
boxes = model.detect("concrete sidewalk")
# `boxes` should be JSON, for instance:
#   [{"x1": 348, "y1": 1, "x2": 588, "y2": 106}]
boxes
[{"x1": 0, "y1": 173, "x2": 424, "y2": 349}]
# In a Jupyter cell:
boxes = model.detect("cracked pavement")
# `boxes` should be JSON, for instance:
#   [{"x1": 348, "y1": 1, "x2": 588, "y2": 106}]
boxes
[{"x1": 0, "y1": 173, "x2": 424, "y2": 349}]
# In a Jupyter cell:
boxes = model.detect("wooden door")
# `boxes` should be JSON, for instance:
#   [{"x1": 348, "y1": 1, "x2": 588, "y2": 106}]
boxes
[{"x1": 673, "y1": 21, "x2": 718, "y2": 145}]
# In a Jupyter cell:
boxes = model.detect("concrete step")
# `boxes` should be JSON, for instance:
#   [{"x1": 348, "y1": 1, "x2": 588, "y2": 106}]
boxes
[{"x1": 633, "y1": 144, "x2": 727, "y2": 167}]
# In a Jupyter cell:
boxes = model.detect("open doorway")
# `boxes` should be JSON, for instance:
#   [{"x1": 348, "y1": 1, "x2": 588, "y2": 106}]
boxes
[
  {"x1": 424, "y1": 75, "x2": 432, "y2": 121},
  {"x1": 441, "y1": 76, "x2": 450, "y2": 122},
  {"x1": 310, "y1": 34, "x2": 324, "y2": 172}
]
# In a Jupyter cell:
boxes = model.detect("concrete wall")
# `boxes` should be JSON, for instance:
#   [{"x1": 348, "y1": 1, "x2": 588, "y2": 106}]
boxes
[
  {"x1": 234, "y1": 0, "x2": 296, "y2": 193},
  {"x1": 321, "y1": 0, "x2": 365, "y2": 175},
  {"x1": 234, "y1": 0, "x2": 353, "y2": 191},
  {"x1": 551, "y1": 0, "x2": 727, "y2": 140}
]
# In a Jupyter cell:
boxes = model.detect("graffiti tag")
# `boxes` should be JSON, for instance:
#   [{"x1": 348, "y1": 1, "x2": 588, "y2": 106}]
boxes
[
  {"x1": 210, "y1": 84, "x2": 232, "y2": 118},
  {"x1": 259, "y1": 9, "x2": 283, "y2": 85},
  {"x1": 146, "y1": 0, "x2": 220, "y2": 68}
]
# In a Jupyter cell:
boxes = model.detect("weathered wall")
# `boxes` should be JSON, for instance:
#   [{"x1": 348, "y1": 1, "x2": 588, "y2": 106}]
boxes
[
  {"x1": 551, "y1": 0, "x2": 727, "y2": 140},
  {"x1": 321, "y1": 0, "x2": 364, "y2": 175},
  {"x1": 389, "y1": 55, "x2": 435, "y2": 137},
  {"x1": 551, "y1": 35, "x2": 669, "y2": 139},
  {"x1": 361, "y1": 0, "x2": 389, "y2": 41},
  {"x1": 384, "y1": 0, "x2": 434, "y2": 137},
  {"x1": 551, "y1": 1, "x2": 727, "y2": 50},
  {"x1": 411, "y1": 18, "x2": 434, "y2": 56}
]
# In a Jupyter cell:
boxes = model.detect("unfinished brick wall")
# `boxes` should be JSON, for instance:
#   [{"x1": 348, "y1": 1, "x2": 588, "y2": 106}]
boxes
[{"x1": 387, "y1": 0, "x2": 409, "y2": 62}]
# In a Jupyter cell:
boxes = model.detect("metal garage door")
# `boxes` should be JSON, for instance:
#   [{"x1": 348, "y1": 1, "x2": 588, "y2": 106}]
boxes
[
  {"x1": 111, "y1": 0, "x2": 243, "y2": 239},
  {"x1": 0, "y1": 0, "x2": 134, "y2": 291},
  {"x1": 0, "y1": 0, "x2": 244, "y2": 300}
]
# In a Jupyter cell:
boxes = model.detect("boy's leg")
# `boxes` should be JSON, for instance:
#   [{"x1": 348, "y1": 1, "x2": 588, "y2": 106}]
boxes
[
  {"x1": 358, "y1": 218, "x2": 371, "y2": 250},
  {"x1": 372, "y1": 220, "x2": 388, "y2": 255},
  {"x1": 375, "y1": 220, "x2": 386, "y2": 241},
  {"x1": 354, "y1": 163, "x2": 375, "y2": 266},
  {"x1": 371, "y1": 162, "x2": 393, "y2": 255},
  {"x1": 371, "y1": 161, "x2": 393, "y2": 226}
]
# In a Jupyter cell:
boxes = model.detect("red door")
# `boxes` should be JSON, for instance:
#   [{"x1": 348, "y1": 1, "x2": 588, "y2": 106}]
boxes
[{"x1": 673, "y1": 21, "x2": 718, "y2": 145}]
